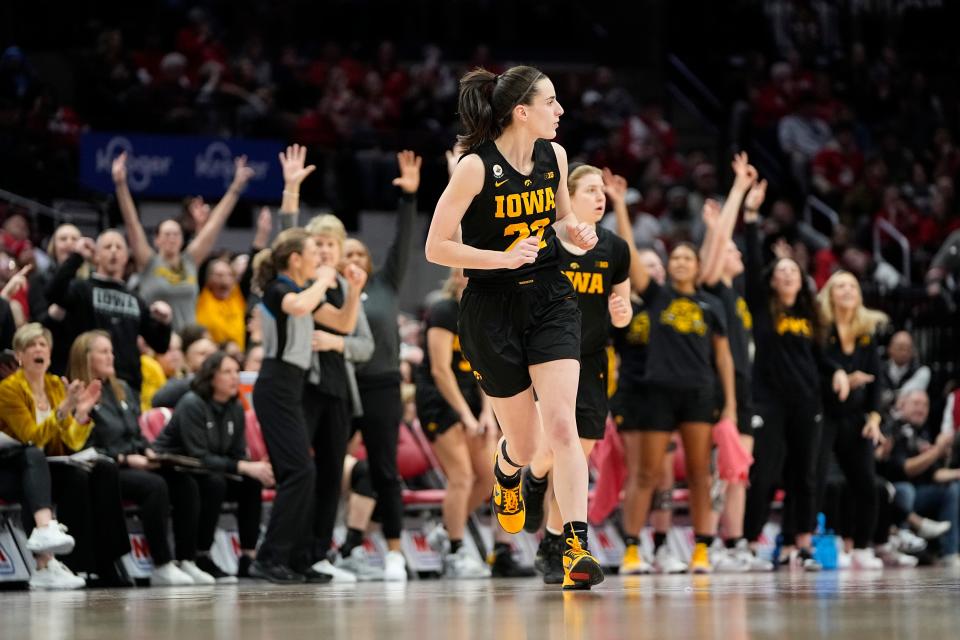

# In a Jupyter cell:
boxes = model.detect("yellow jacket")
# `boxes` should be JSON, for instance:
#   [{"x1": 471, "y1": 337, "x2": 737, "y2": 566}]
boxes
[{"x1": 0, "y1": 369, "x2": 93, "y2": 455}]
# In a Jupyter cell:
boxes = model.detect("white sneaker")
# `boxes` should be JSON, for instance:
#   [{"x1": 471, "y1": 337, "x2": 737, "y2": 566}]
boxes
[
  {"x1": 851, "y1": 548, "x2": 884, "y2": 570},
  {"x1": 29, "y1": 558, "x2": 86, "y2": 590},
  {"x1": 425, "y1": 523, "x2": 450, "y2": 554},
  {"x1": 26, "y1": 521, "x2": 75, "y2": 555},
  {"x1": 383, "y1": 550, "x2": 408, "y2": 582},
  {"x1": 836, "y1": 551, "x2": 852, "y2": 570},
  {"x1": 917, "y1": 518, "x2": 952, "y2": 540},
  {"x1": 311, "y1": 559, "x2": 358, "y2": 583},
  {"x1": 444, "y1": 546, "x2": 491, "y2": 579},
  {"x1": 733, "y1": 540, "x2": 774, "y2": 572},
  {"x1": 335, "y1": 546, "x2": 385, "y2": 582},
  {"x1": 151, "y1": 561, "x2": 196, "y2": 586},
  {"x1": 892, "y1": 528, "x2": 927, "y2": 554},
  {"x1": 939, "y1": 553, "x2": 960, "y2": 568},
  {"x1": 653, "y1": 545, "x2": 688, "y2": 574},
  {"x1": 876, "y1": 543, "x2": 919, "y2": 568},
  {"x1": 178, "y1": 560, "x2": 216, "y2": 585}
]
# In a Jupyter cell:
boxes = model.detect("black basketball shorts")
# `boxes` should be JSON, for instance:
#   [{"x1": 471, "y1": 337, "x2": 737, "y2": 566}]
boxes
[
  {"x1": 458, "y1": 269, "x2": 581, "y2": 398},
  {"x1": 575, "y1": 349, "x2": 609, "y2": 440}
]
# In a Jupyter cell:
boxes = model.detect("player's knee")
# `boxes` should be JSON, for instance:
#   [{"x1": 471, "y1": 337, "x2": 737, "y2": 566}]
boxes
[
  {"x1": 447, "y1": 466, "x2": 476, "y2": 493},
  {"x1": 634, "y1": 467, "x2": 660, "y2": 489}
]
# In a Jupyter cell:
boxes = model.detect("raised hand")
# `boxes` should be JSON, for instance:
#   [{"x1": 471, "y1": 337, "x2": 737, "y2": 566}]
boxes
[
  {"x1": 392, "y1": 150, "x2": 422, "y2": 194},
  {"x1": 231, "y1": 155, "x2": 256, "y2": 190},
  {"x1": 279, "y1": 144, "x2": 316, "y2": 189},
  {"x1": 744, "y1": 179, "x2": 768, "y2": 213},
  {"x1": 74, "y1": 379, "x2": 102, "y2": 421},
  {"x1": 253, "y1": 206, "x2": 273, "y2": 249},
  {"x1": 0, "y1": 264, "x2": 32, "y2": 300},
  {"x1": 701, "y1": 198, "x2": 721, "y2": 229},
  {"x1": 149, "y1": 300, "x2": 174, "y2": 325},
  {"x1": 314, "y1": 264, "x2": 338, "y2": 289},
  {"x1": 771, "y1": 237, "x2": 794, "y2": 260},
  {"x1": 571, "y1": 221, "x2": 598, "y2": 250},
  {"x1": 111, "y1": 152, "x2": 128, "y2": 185},
  {"x1": 76, "y1": 237, "x2": 96, "y2": 261},
  {"x1": 601, "y1": 168, "x2": 628, "y2": 204},
  {"x1": 343, "y1": 263, "x2": 367, "y2": 290},
  {"x1": 731, "y1": 152, "x2": 758, "y2": 192}
]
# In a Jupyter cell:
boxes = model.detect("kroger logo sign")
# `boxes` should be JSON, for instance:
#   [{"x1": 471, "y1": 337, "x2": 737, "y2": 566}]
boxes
[
  {"x1": 81, "y1": 131, "x2": 283, "y2": 199},
  {"x1": 94, "y1": 137, "x2": 173, "y2": 191},
  {"x1": 195, "y1": 141, "x2": 270, "y2": 188}
]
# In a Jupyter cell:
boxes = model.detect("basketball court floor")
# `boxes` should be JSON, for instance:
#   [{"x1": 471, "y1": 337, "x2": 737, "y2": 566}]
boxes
[{"x1": 6, "y1": 569, "x2": 959, "y2": 640}]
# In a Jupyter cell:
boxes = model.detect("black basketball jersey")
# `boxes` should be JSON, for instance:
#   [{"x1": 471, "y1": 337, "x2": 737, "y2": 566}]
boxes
[
  {"x1": 461, "y1": 139, "x2": 562, "y2": 280},
  {"x1": 556, "y1": 227, "x2": 630, "y2": 354}
]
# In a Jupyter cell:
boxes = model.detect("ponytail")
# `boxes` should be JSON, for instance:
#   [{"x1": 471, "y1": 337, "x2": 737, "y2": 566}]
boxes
[
  {"x1": 456, "y1": 65, "x2": 547, "y2": 150},
  {"x1": 252, "y1": 248, "x2": 276, "y2": 293},
  {"x1": 253, "y1": 227, "x2": 311, "y2": 292}
]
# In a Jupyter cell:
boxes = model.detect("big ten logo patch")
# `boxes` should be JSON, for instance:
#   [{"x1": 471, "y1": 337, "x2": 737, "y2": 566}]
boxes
[
  {"x1": 129, "y1": 534, "x2": 155, "y2": 572},
  {"x1": 0, "y1": 541, "x2": 15, "y2": 576}
]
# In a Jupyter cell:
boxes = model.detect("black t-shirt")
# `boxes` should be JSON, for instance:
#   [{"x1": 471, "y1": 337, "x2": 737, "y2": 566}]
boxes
[
  {"x1": 704, "y1": 281, "x2": 752, "y2": 381},
  {"x1": 557, "y1": 226, "x2": 630, "y2": 354},
  {"x1": 461, "y1": 139, "x2": 562, "y2": 281},
  {"x1": 260, "y1": 277, "x2": 315, "y2": 371},
  {"x1": 822, "y1": 325, "x2": 882, "y2": 420},
  {"x1": 642, "y1": 280, "x2": 726, "y2": 389},
  {"x1": 417, "y1": 298, "x2": 477, "y2": 393},
  {"x1": 312, "y1": 279, "x2": 348, "y2": 398},
  {"x1": 612, "y1": 298, "x2": 650, "y2": 389}
]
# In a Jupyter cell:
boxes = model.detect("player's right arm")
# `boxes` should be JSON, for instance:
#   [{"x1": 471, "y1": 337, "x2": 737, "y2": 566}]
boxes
[{"x1": 425, "y1": 154, "x2": 539, "y2": 270}]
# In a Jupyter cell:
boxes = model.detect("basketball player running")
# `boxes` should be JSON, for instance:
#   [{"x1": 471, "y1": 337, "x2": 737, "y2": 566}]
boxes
[{"x1": 425, "y1": 65, "x2": 604, "y2": 590}]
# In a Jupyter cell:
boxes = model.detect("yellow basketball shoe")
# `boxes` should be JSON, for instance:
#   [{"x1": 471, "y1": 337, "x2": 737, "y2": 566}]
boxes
[
  {"x1": 492, "y1": 453, "x2": 525, "y2": 534},
  {"x1": 690, "y1": 542, "x2": 712, "y2": 574},
  {"x1": 620, "y1": 544, "x2": 652, "y2": 575},
  {"x1": 561, "y1": 536, "x2": 605, "y2": 590}
]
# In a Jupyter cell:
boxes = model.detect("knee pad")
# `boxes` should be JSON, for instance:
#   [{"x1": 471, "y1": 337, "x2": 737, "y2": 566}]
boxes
[
  {"x1": 651, "y1": 489, "x2": 673, "y2": 512},
  {"x1": 350, "y1": 460, "x2": 376, "y2": 499}
]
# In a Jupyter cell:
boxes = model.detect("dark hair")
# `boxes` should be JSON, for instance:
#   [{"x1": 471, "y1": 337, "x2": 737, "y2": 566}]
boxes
[
  {"x1": 191, "y1": 350, "x2": 239, "y2": 401},
  {"x1": 764, "y1": 257, "x2": 821, "y2": 335},
  {"x1": 180, "y1": 324, "x2": 209, "y2": 354},
  {"x1": 154, "y1": 217, "x2": 184, "y2": 236},
  {"x1": 456, "y1": 65, "x2": 547, "y2": 150},
  {"x1": 253, "y1": 227, "x2": 311, "y2": 291},
  {"x1": 670, "y1": 241, "x2": 701, "y2": 262}
]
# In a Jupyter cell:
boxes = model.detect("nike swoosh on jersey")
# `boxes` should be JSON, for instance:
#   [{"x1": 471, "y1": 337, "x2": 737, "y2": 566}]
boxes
[{"x1": 495, "y1": 179, "x2": 510, "y2": 187}]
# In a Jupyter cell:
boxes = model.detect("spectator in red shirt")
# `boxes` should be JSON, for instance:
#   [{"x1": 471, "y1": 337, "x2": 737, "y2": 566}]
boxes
[{"x1": 811, "y1": 122, "x2": 864, "y2": 204}]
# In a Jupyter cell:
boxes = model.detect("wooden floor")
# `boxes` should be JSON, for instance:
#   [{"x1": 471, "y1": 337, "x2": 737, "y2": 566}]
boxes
[{"x1": 6, "y1": 568, "x2": 960, "y2": 640}]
